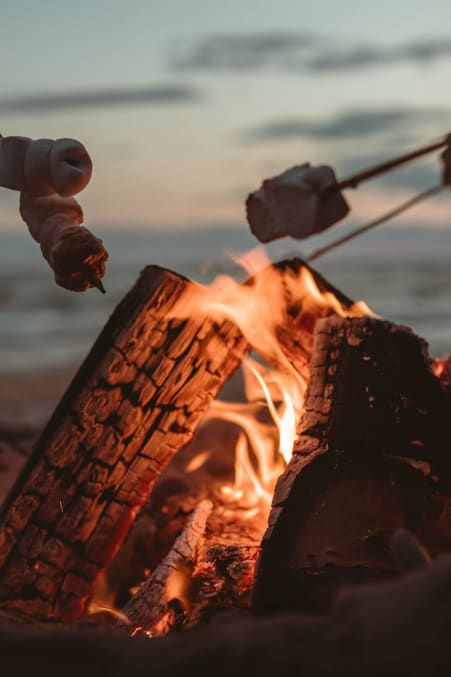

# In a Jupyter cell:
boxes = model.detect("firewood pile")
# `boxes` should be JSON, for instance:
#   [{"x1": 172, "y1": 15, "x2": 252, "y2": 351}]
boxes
[{"x1": 1, "y1": 134, "x2": 451, "y2": 674}]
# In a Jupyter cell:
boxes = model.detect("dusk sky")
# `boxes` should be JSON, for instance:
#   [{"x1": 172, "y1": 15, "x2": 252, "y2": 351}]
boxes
[{"x1": 1, "y1": 0, "x2": 450, "y2": 231}]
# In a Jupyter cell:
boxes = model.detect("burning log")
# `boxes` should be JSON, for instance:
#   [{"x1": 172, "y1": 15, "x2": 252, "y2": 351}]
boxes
[
  {"x1": 0, "y1": 266, "x2": 247, "y2": 622},
  {"x1": 271, "y1": 258, "x2": 364, "y2": 383},
  {"x1": 122, "y1": 499, "x2": 213, "y2": 635},
  {"x1": 187, "y1": 541, "x2": 259, "y2": 628},
  {"x1": 0, "y1": 426, "x2": 37, "y2": 507},
  {"x1": 254, "y1": 316, "x2": 451, "y2": 614},
  {"x1": 119, "y1": 495, "x2": 259, "y2": 637}
]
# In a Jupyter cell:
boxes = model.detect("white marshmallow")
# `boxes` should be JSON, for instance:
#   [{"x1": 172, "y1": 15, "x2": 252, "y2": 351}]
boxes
[{"x1": 246, "y1": 164, "x2": 350, "y2": 243}]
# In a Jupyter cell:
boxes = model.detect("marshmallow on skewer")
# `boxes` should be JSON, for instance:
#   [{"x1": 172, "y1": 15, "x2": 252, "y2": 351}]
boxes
[
  {"x1": 246, "y1": 163, "x2": 350, "y2": 243},
  {"x1": 20, "y1": 192, "x2": 107, "y2": 292},
  {"x1": 0, "y1": 135, "x2": 107, "y2": 292}
]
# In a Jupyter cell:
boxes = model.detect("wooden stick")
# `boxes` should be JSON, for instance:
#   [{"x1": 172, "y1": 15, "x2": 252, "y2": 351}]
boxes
[
  {"x1": 121, "y1": 499, "x2": 212, "y2": 636},
  {"x1": 332, "y1": 134, "x2": 450, "y2": 192}
]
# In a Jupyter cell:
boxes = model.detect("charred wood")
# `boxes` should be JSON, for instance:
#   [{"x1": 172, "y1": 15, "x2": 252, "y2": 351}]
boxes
[
  {"x1": 121, "y1": 499, "x2": 212, "y2": 635},
  {"x1": 0, "y1": 266, "x2": 246, "y2": 622},
  {"x1": 254, "y1": 316, "x2": 451, "y2": 614},
  {"x1": 121, "y1": 494, "x2": 260, "y2": 636}
]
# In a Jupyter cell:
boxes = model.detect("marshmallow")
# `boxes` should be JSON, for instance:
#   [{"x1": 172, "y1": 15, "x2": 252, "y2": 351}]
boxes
[
  {"x1": 246, "y1": 164, "x2": 350, "y2": 243},
  {"x1": 0, "y1": 136, "x2": 92, "y2": 197},
  {"x1": 19, "y1": 191, "x2": 107, "y2": 292}
]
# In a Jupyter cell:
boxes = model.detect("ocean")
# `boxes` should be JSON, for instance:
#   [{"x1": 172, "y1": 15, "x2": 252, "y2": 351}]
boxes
[{"x1": 0, "y1": 223, "x2": 451, "y2": 375}]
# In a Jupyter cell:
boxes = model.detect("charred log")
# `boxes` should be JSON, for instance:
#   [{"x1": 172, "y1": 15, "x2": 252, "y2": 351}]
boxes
[
  {"x1": 254, "y1": 316, "x2": 451, "y2": 614},
  {"x1": 187, "y1": 541, "x2": 259, "y2": 628},
  {"x1": 122, "y1": 499, "x2": 212, "y2": 635},
  {"x1": 271, "y1": 259, "x2": 358, "y2": 381},
  {"x1": 121, "y1": 494, "x2": 260, "y2": 636},
  {"x1": 0, "y1": 266, "x2": 247, "y2": 622}
]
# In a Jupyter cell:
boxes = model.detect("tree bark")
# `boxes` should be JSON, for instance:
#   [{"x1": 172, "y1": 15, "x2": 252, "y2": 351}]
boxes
[
  {"x1": 254, "y1": 316, "x2": 451, "y2": 614},
  {"x1": 272, "y1": 258, "x2": 358, "y2": 381},
  {"x1": 0, "y1": 266, "x2": 247, "y2": 622},
  {"x1": 121, "y1": 499, "x2": 213, "y2": 635}
]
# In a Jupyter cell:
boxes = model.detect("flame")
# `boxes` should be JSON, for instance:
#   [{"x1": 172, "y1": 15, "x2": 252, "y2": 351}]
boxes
[
  {"x1": 185, "y1": 450, "x2": 210, "y2": 473},
  {"x1": 433, "y1": 361, "x2": 445, "y2": 377},
  {"x1": 165, "y1": 562, "x2": 191, "y2": 610},
  {"x1": 171, "y1": 248, "x2": 371, "y2": 370},
  {"x1": 202, "y1": 356, "x2": 300, "y2": 519},
  {"x1": 87, "y1": 572, "x2": 130, "y2": 625},
  {"x1": 244, "y1": 357, "x2": 298, "y2": 464},
  {"x1": 169, "y1": 249, "x2": 371, "y2": 526}
]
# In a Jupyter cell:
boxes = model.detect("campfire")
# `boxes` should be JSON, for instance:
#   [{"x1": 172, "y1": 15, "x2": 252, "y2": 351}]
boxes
[
  {"x1": 1, "y1": 133, "x2": 451, "y2": 675},
  {"x1": 1, "y1": 246, "x2": 450, "y2": 636}
]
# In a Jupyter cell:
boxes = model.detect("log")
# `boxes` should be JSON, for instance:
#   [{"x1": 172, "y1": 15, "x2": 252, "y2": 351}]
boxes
[
  {"x1": 271, "y1": 258, "x2": 360, "y2": 382},
  {"x1": 186, "y1": 541, "x2": 259, "y2": 628},
  {"x1": 122, "y1": 499, "x2": 212, "y2": 636},
  {"x1": 254, "y1": 316, "x2": 451, "y2": 614},
  {"x1": 102, "y1": 413, "x2": 260, "y2": 606},
  {"x1": 2, "y1": 553, "x2": 451, "y2": 677},
  {"x1": 120, "y1": 493, "x2": 260, "y2": 636},
  {"x1": 0, "y1": 266, "x2": 247, "y2": 622}
]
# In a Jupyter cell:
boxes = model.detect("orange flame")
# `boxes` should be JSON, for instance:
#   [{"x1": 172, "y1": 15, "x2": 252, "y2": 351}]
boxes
[
  {"x1": 171, "y1": 249, "x2": 371, "y2": 524},
  {"x1": 87, "y1": 572, "x2": 130, "y2": 625}
]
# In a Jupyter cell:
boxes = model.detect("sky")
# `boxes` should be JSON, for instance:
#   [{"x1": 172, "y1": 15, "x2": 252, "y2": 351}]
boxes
[{"x1": 1, "y1": 0, "x2": 450, "y2": 231}]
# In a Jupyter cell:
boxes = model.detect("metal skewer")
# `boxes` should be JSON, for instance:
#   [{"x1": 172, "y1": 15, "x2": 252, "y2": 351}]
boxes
[
  {"x1": 84, "y1": 268, "x2": 106, "y2": 294},
  {"x1": 307, "y1": 184, "x2": 445, "y2": 262}
]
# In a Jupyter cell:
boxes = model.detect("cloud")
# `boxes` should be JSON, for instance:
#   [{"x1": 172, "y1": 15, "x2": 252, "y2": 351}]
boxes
[
  {"x1": 170, "y1": 31, "x2": 318, "y2": 71},
  {"x1": 172, "y1": 33, "x2": 451, "y2": 74},
  {"x1": 0, "y1": 84, "x2": 204, "y2": 114},
  {"x1": 307, "y1": 38, "x2": 451, "y2": 72},
  {"x1": 242, "y1": 107, "x2": 450, "y2": 142}
]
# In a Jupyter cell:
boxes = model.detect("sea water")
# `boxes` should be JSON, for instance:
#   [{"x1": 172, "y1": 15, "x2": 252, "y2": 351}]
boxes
[{"x1": 0, "y1": 224, "x2": 450, "y2": 373}]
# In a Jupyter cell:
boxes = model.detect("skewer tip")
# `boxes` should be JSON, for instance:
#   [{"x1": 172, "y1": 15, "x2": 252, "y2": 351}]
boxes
[{"x1": 85, "y1": 270, "x2": 106, "y2": 293}]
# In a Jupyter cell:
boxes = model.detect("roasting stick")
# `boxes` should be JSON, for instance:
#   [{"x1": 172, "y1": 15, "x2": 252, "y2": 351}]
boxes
[
  {"x1": 329, "y1": 135, "x2": 450, "y2": 193},
  {"x1": 307, "y1": 184, "x2": 445, "y2": 262}
]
